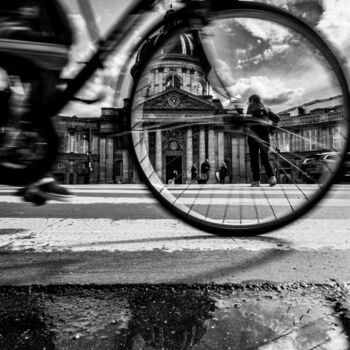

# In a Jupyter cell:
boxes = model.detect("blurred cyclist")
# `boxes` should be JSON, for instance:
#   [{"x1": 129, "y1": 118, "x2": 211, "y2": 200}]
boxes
[{"x1": 0, "y1": 0, "x2": 74, "y2": 205}]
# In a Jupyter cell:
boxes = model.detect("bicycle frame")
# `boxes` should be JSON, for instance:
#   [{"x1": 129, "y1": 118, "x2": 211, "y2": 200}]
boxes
[{"x1": 49, "y1": 0, "x2": 173, "y2": 117}]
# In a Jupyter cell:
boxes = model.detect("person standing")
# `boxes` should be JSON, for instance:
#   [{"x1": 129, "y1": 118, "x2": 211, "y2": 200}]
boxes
[
  {"x1": 190, "y1": 163, "x2": 198, "y2": 183},
  {"x1": 219, "y1": 162, "x2": 228, "y2": 184},
  {"x1": 246, "y1": 94, "x2": 279, "y2": 187},
  {"x1": 173, "y1": 169, "x2": 178, "y2": 184},
  {"x1": 201, "y1": 159, "x2": 210, "y2": 183}
]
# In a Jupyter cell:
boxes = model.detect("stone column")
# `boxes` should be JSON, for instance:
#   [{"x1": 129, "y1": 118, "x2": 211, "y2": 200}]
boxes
[
  {"x1": 122, "y1": 148, "x2": 129, "y2": 182},
  {"x1": 69, "y1": 132, "x2": 75, "y2": 153},
  {"x1": 155, "y1": 130, "x2": 162, "y2": 179},
  {"x1": 217, "y1": 130, "x2": 224, "y2": 166},
  {"x1": 208, "y1": 127, "x2": 215, "y2": 183},
  {"x1": 231, "y1": 135, "x2": 239, "y2": 183},
  {"x1": 106, "y1": 137, "x2": 114, "y2": 183},
  {"x1": 199, "y1": 126, "x2": 205, "y2": 164},
  {"x1": 238, "y1": 135, "x2": 246, "y2": 182},
  {"x1": 186, "y1": 127, "x2": 193, "y2": 183},
  {"x1": 75, "y1": 133, "x2": 79, "y2": 153},
  {"x1": 99, "y1": 137, "x2": 106, "y2": 183}
]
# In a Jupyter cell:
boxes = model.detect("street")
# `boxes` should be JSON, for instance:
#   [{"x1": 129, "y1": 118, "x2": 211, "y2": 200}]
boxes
[
  {"x1": 0, "y1": 184, "x2": 350, "y2": 285},
  {"x1": 1, "y1": 183, "x2": 350, "y2": 349}
]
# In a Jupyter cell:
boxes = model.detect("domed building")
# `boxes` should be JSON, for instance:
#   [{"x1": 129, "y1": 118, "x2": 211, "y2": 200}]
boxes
[
  {"x1": 51, "y1": 7, "x2": 253, "y2": 184},
  {"x1": 51, "y1": 7, "x2": 344, "y2": 185},
  {"x1": 127, "y1": 7, "x2": 241, "y2": 184},
  {"x1": 131, "y1": 8, "x2": 211, "y2": 97}
]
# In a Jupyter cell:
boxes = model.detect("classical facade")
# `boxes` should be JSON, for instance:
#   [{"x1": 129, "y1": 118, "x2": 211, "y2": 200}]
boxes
[
  {"x1": 52, "y1": 9, "x2": 344, "y2": 185},
  {"x1": 270, "y1": 95, "x2": 344, "y2": 183}
]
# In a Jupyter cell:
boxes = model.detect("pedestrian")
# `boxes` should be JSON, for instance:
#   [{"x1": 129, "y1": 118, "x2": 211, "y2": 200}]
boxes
[
  {"x1": 173, "y1": 169, "x2": 178, "y2": 184},
  {"x1": 246, "y1": 94, "x2": 279, "y2": 187},
  {"x1": 219, "y1": 162, "x2": 228, "y2": 184},
  {"x1": 190, "y1": 163, "x2": 198, "y2": 183},
  {"x1": 201, "y1": 159, "x2": 210, "y2": 182}
]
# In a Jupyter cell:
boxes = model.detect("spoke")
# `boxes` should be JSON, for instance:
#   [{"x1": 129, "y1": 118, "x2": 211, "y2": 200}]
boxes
[
  {"x1": 222, "y1": 185, "x2": 234, "y2": 223},
  {"x1": 261, "y1": 187, "x2": 278, "y2": 220},
  {"x1": 251, "y1": 186, "x2": 260, "y2": 225}
]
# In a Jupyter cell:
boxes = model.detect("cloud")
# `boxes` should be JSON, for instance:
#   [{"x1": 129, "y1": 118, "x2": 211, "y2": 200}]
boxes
[
  {"x1": 317, "y1": 0, "x2": 350, "y2": 57},
  {"x1": 225, "y1": 75, "x2": 305, "y2": 109},
  {"x1": 234, "y1": 18, "x2": 293, "y2": 65}
]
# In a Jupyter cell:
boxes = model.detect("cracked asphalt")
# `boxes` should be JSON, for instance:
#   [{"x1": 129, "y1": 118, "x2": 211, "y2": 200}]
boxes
[{"x1": 1, "y1": 283, "x2": 350, "y2": 349}]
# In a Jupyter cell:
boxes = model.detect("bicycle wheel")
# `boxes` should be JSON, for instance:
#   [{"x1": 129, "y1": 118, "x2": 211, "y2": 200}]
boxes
[
  {"x1": 0, "y1": 52, "x2": 59, "y2": 186},
  {"x1": 130, "y1": 1, "x2": 350, "y2": 236}
]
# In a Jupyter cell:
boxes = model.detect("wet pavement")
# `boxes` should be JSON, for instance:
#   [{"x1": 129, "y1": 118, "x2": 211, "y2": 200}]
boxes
[{"x1": 0, "y1": 283, "x2": 349, "y2": 349}]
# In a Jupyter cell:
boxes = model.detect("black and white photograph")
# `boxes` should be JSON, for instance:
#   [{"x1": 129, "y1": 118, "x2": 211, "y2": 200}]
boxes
[{"x1": 0, "y1": 0, "x2": 350, "y2": 348}]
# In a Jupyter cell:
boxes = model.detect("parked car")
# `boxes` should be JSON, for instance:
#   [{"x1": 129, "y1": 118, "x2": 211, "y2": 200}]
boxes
[{"x1": 300, "y1": 151, "x2": 350, "y2": 183}]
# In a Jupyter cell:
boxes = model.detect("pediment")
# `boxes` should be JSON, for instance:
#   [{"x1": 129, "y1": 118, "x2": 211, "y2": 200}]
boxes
[{"x1": 142, "y1": 88, "x2": 219, "y2": 111}]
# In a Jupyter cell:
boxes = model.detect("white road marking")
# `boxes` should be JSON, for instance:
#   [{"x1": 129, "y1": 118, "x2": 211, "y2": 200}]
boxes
[
  {"x1": 0, "y1": 195, "x2": 348, "y2": 206},
  {"x1": 0, "y1": 184, "x2": 349, "y2": 253},
  {"x1": 0, "y1": 217, "x2": 349, "y2": 253}
]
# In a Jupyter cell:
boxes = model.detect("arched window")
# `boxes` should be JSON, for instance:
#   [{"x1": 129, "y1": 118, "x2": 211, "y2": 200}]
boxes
[
  {"x1": 165, "y1": 75, "x2": 181, "y2": 89},
  {"x1": 197, "y1": 81, "x2": 207, "y2": 95}
]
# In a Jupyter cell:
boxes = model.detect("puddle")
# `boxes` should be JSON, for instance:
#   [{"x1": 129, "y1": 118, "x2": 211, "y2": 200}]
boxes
[{"x1": 0, "y1": 284, "x2": 349, "y2": 349}]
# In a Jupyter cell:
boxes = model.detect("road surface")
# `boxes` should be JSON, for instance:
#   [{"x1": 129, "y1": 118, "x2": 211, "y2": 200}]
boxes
[
  {"x1": 1, "y1": 184, "x2": 350, "y2": 349},
  {"x1": 0, "y1": 184, "x2": 349, "y2": 285}
]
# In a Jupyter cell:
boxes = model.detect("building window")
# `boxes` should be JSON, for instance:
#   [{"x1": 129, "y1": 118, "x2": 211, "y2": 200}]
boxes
[
  {"x1": 115, "y1": 137, "x2": 123, "y2": 150},
  {"x1": 293, "y1": 129, "x2": 301, "y2": 152},
  {"x1": 278, "y1": 132, "x2": 290, "y2": 152},
  {"x1": 116, "y1": 160, "x2": 123, "y2": 177},
  {"x1": 165, "y1": 75, "x2": 180, "y2": 89},
  {"x1": 78, "y1": 138, "x2": 88, "y2": 154},
  {"x1": 304, "y1": 129, "x2": 318, "y2": 151},
  {"x1": 58, "y1": 134, "x2": 65, "y2": 153},
  {"x1": 270, "y1": 133, "x2": 278, "y2": 152},
  {"x1": 332, "y1": 126, "x2": 341, "y2": 150},
  {"x1": 197, "y1": 81, "x2": 207, "y2": 95}
]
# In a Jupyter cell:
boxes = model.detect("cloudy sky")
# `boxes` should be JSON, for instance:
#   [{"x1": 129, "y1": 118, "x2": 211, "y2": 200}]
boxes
[{"x1": 60, "y1": 0, "x2": 350, "y2": 115}]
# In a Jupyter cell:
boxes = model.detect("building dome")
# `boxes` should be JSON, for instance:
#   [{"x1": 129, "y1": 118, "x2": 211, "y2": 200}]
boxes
[
  {"x1": 135, "y1": 33, "x2": 195, "y2": 63},
  {"x1": 131, "y1": 6, "x2": 210, "y2": 78},
  {"x1": 130, "y1": 7, "x2": 211, "y2": 96},
  {"x1": 131, "y1": 31, "x2": 202, "y2": 78}
]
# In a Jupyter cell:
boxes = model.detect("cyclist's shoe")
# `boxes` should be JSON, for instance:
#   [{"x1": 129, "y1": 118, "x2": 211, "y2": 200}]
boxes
[
  {"x1": 268, "y1": 176, "x2": 277, "y2": 187},
  {"x1": 15, "y1": 186, "x2": 26, "y2": 197},
  {"x1": 15, "y1": 178, "x2": 72, "y2": 205},
  {"x1": 35, "y1": 178, "x2": 72, "y2": 202},
  {"x1": 15, "y1": 186, "x2": 47, "y2": 206},
  {"x1": 24, "y1": 191, "x2": 47, "y2": 206},
  {"x1": 251, "y1": 181, "x2": 260, "y2": 187}
]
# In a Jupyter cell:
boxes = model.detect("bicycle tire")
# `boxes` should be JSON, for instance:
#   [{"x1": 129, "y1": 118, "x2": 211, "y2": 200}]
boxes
[
  {"x1": 0, "y1": 53, "x2": 59, "y2": 186},
  {"x1": 129, "y1": 1, "x2": 350, "y2": 236}
]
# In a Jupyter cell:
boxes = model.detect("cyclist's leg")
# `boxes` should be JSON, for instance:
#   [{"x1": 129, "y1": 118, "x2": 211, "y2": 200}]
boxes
[
  {"x1": 248, "y1": 136, "x2": 261, "y2": 182},
  {"x1": 258, "y1": 131, "x2": 274, "y2": 179},
  {"x1": 16, "y1": 176, "x2": 72, "y2": 205}
]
